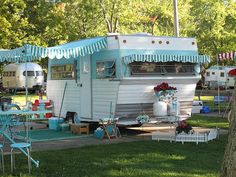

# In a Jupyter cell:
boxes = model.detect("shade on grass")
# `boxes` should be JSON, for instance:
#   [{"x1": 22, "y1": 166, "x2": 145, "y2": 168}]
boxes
[{"x1": 3, "y1": 135, "x2": 227, "y2": 177}]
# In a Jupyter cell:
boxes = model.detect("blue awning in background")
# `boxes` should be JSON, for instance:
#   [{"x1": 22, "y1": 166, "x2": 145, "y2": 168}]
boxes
[
  {"x1": 0, "y1": 37, "x2": 107, "y2": 62},
  {"x1": 123, "y1": 53, "x2": 210, "y2": 64}
]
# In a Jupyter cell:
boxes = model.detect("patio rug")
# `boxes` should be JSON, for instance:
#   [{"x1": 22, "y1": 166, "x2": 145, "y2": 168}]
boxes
[{"x1": 17, "y1": 129, "x2": 91, "y2": 142}]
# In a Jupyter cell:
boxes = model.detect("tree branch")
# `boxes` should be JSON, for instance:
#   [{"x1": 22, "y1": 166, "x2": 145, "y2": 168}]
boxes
[{"x1": 98, "y1": 0, "x2": 111, "y2": 32}]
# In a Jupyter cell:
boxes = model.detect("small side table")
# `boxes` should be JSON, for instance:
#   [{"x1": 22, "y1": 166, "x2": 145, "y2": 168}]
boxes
[{"x1": 70, "y1": 123, "x2": 89, "y2": 134}]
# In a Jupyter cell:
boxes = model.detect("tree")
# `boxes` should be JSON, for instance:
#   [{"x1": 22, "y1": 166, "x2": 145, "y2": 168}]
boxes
[
  {"x1": 220, "y1": 81, "x2": 236, "y2": 177},
  {"x1": 189, "y1": 0, "x2": 236, "y2": 66},
  {"x1": 0, "y1": 0, "x2": 29, "y2": 48}
]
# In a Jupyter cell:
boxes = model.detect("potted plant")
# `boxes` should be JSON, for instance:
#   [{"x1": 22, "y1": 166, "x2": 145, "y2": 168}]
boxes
[
  {"x1": 153, "y1": 82, "x2": 177, "y2": 116},
  {"x1": 176, "y1": 120, "x2": 193, "y2": 134}
]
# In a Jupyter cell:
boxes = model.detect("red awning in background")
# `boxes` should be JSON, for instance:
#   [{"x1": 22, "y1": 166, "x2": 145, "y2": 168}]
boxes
[{"x1": 228, "y1": 69, "x2": 236, "y2": 76}]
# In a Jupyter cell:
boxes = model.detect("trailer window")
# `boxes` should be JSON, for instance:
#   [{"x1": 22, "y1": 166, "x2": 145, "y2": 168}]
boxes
[
  {"x1": 96, "y1": 61, "x2": 116, "y2": 78},
  {"x1": 36, "y1": 71, "x2": 43, "y2": 76},
  {"x1": 206, "y1": 72, "x2": 210, "y2": 76},
  {"x1": 23, "y1": 71, "x2": 35, "y2": 76},
  {"x1": 51, "y1": 64, "x2": 74, "y2": 80},
  {"x1": 3, "y1": 71, "x2": 16, "y2": 77},
  {"x1": 129, "y1": 62, "x2": 195, "y2": 76},
  {"x1": 220, "y1": 72, "x2": 224, "y2": 77}
]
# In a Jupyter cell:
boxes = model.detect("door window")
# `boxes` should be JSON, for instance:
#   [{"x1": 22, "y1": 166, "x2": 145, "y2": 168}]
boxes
[{"x1": 96, "y1": 60, "x2": 116, "y2": 78}]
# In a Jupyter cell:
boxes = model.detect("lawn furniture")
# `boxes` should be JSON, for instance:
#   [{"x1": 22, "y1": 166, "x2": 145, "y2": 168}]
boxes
[
  {"x1": 99, "y1": 118, "x2": 121, "y2": 141},
  {"x1": 0, "y1": 109, "x2": 52, "y2": 167}
]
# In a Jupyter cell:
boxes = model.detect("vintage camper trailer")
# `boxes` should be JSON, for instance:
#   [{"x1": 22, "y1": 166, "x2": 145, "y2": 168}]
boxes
[
  {"x1": 205, "y1": 66, "x2": 236, "y2": 89},
  {"x1": 2, "y1": 62, "x2": 44, "y2": 92},
  {"x1": 46, "y1": 34, "x2": 209, "y2": 125}
]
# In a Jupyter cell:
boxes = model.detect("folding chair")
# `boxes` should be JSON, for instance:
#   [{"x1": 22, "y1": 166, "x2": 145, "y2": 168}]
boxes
[{"x1": 99, "y1": 118, "x2": 121, "y2": 141}]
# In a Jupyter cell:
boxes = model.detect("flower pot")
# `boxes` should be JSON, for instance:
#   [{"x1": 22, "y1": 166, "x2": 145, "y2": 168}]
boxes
[{"x1": 153, "y1": 101, "x2": 168, "y2": 116}]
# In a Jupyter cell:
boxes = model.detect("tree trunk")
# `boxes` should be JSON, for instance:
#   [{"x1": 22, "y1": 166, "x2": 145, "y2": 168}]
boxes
[{"x1": 220, "y1": 82, "x2": 236, "y2": 177}]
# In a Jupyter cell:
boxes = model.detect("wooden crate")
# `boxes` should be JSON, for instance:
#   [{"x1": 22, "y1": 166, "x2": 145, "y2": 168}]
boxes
[{"x1": 70, "y1": 123, "x2": 89, "y2": 134}]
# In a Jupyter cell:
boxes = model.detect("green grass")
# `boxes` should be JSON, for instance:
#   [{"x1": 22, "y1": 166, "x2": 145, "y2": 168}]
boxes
[
  {"x1": 0, "y1": 95, "x2": 229, "y2": 177},
  {"x1": 194, "y1": 96, "x2": 214, "y2": 101},
  {"x1": 2, "y1": 112, "x2": 229, "y2": 177},
  {"x1": 187, "y1": 115, "x2": 229, "y2": 129},
  {"x1": 2, "y1": 135, "x2": 227, "y2": 177}
]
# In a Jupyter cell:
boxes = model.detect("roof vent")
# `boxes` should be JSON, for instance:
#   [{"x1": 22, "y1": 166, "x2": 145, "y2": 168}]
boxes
[
  {"x1": 132, "y1": 32, "x2": 152, "y2": 36},
  {"x1": 107, "y1": 33, "x2": 120, "y2": 36}
]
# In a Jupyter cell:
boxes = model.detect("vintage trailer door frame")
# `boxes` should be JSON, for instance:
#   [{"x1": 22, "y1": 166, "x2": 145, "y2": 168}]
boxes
[{"x1": 80, "y1": 55, "x2": 92, "y2": 119}]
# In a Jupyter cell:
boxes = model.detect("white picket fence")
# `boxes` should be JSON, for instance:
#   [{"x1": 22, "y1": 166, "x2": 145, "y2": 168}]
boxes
[{"x1": 152, "y1": 128, "x2": 219, "y2": 144}]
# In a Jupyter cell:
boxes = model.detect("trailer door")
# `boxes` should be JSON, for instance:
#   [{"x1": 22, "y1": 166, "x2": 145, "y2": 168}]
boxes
[{"x1": 80, "y1": 55, "x2": 92, "y2": 119}]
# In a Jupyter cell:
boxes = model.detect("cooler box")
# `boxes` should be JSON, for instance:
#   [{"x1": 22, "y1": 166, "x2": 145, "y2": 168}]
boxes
[
  {"x1": 201, "y1": 106, "x2": 210, "y2": 113},
  {"x1": 49, "y1": 117, "x2": 64, "y2": 131}
]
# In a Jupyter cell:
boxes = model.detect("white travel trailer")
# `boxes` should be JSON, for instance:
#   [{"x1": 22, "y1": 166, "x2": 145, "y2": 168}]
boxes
[
  {"x1": 2, "y1": 62, "x2": 44, "y2": 92},
  {"x1": 205, "y1": 66, "x2": 236, "y2": 89},
  {"x1": 46, "y1": 34, "x2": 210, "y2": 125}
]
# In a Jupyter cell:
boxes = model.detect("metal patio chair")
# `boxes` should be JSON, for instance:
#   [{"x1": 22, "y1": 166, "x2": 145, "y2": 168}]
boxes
[{"x1": 99, "y1": 118, "x2": 121, "y2": 141}]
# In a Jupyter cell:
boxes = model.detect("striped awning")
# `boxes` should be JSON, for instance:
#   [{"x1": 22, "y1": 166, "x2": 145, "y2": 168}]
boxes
[
  {"x1": 123, "y1": 54, "x2": 210, "y2": 64},
  {"x1": 218, "y1": 51, "x2": 236, "y2": 61},
  {"x1": 45, "y1": 37, "x2": 107, "y2": 59},
  {"x1": 0, "y1": 37, "x2": 107, "y2": 62}
]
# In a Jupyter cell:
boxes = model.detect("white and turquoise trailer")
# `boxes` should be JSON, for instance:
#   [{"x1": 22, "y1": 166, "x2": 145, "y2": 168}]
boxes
[
  {"x1": 205, "y1": 66, "x2": 236, "y2": 89},
  {"x1": 45, "y1": 33, "x2": 210, "y2": 125}
]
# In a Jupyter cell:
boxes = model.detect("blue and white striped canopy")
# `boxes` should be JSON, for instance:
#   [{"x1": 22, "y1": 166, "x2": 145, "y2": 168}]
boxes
[
  {"x1": 123, "y1": 53, "x2": 210, "y2": 64},
  {"x1": 0, "y1": 37, "x2": 107, "y2": 62}
]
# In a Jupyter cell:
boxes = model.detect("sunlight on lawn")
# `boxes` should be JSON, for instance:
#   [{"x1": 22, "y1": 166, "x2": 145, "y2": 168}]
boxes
[
  {"x1": 11, "y1": 94, "x2": 46, "y2": 107},
  {"x1": 194, "y1": 96, "x2": 214, "y2": 101}
]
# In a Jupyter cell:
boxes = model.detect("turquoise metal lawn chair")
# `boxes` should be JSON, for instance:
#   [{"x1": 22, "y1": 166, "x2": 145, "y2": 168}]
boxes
[{"x1": 99, "y1": 118, "x2": 121, "y2": 141}]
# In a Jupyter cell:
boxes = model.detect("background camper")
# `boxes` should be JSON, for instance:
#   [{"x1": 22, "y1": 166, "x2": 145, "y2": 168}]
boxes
[
  {"x1": 205, "y1": 66, "x2": 236, "y2": 89},
  {"x1": 2, "y1": 62, "x2": 44, "y2": 92}
]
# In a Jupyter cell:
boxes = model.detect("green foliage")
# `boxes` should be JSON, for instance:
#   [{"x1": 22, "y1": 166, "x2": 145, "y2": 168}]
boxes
[
  {"x1": 0, "y1": 0, "x2": 29, "y2": 48},
  {"x1": 0, "y1": 0, "x2": 235, "y2": 68},
  {"x1": 189, "y1": 0, "x2": 236, "y2": 65}
]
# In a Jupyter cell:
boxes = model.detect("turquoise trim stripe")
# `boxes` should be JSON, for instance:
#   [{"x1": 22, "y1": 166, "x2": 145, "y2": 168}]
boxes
[
  {"x1": 0, "y1": 37, "x2": 107, "y2": 62},
  {"x1": 123, "y1": 54, "x2": 210, "y2": 64}
]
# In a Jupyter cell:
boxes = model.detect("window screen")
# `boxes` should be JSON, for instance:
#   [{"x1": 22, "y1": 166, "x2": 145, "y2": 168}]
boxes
[
  {"x1": 129, "y1": 62, "x2": 195, "y2": 76},
  {"x1": 96, "y1": 61, "x2": 116, "y2": 78}
]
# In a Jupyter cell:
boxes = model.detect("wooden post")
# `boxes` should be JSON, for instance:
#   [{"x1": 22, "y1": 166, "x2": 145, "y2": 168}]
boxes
[{"x1": 220, "y1": 79, "x2": 236, "y2": 177}]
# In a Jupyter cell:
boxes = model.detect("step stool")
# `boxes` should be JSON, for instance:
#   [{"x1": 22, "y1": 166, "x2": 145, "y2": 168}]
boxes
[{"x1": 70, "y1": 123, "x2": 89, "y2": 134}]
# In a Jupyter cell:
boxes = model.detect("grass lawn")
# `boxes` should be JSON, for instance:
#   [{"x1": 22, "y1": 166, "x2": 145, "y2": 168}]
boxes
[
  {"x1": 2, "y1": 114, "x2": 229, "y2": 177},
  {"x1": 0, "y1": 95, "x2": 228, "y2": 177},
  {"x1": 187, "y1": 115, "x2": 229, "y2": 129},
  {"x1": 2, "y1": 135, "x2": 227, "y2": 177}
]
